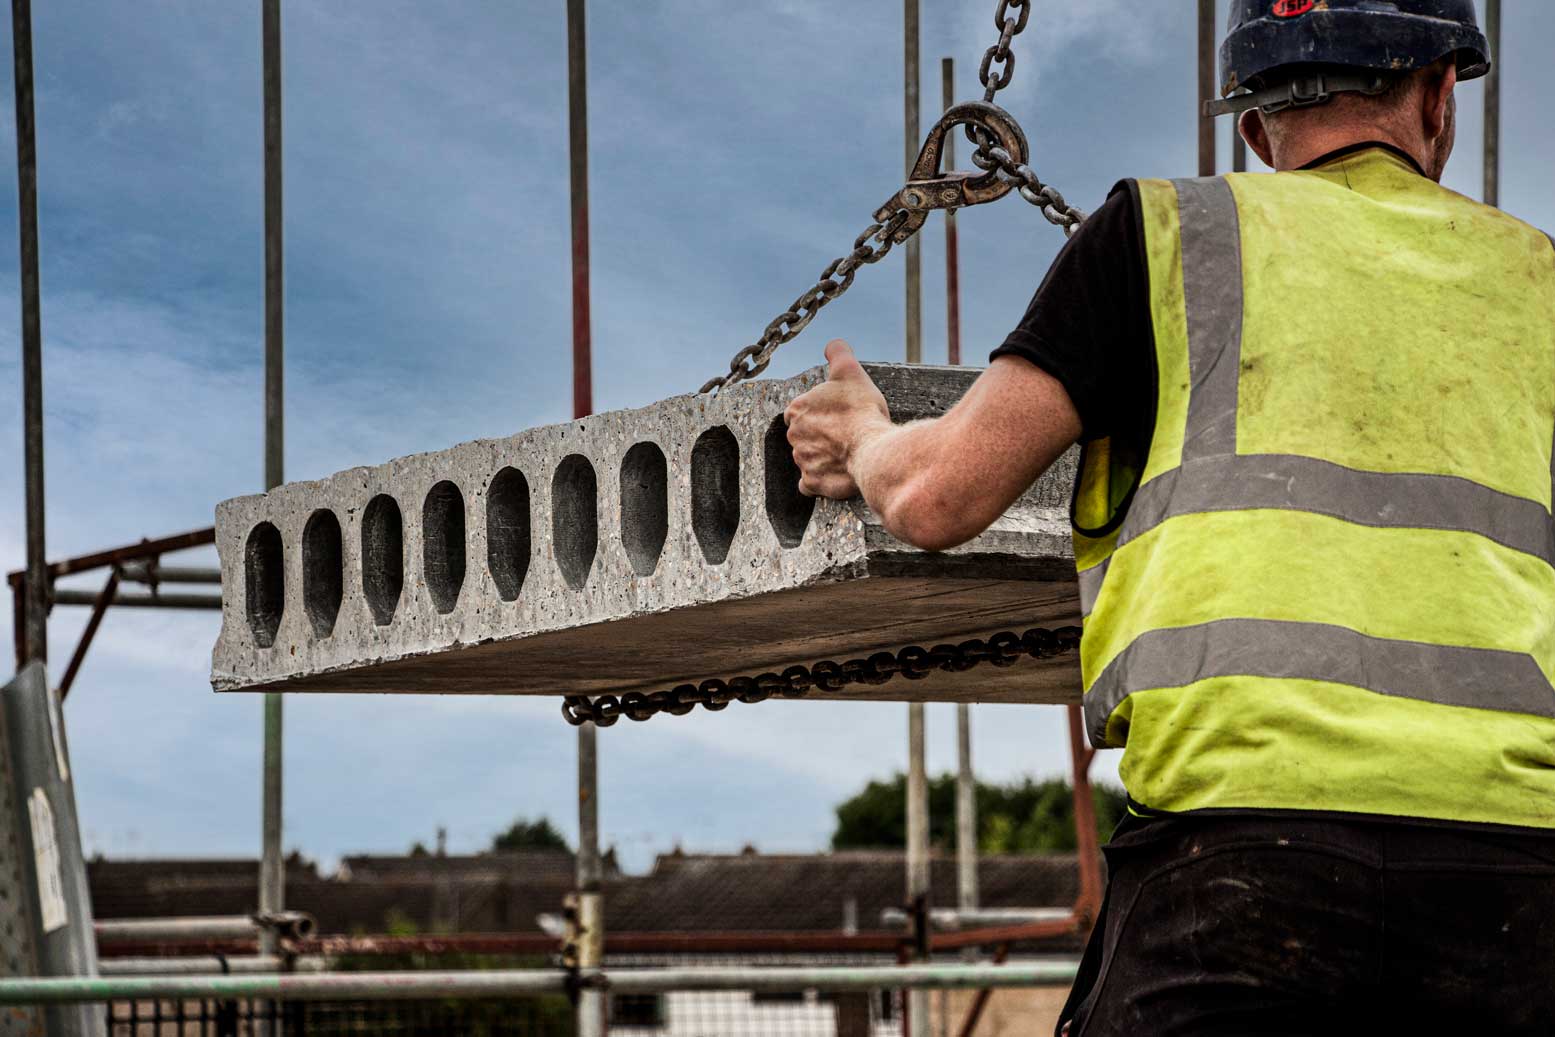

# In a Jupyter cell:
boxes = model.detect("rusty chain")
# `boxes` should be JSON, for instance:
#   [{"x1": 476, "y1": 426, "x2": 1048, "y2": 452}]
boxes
[
  {"x1": 561, "y1": 625, "x2": 1082, "y2": 727},
  {"x1": 967, "y1": 0, "x2": 1086, "y2": 234},
  {"x1": 697, "y1": 210, "x2": 914, "y2": 395},
  {"x1": 700, "y1": 0, "x2": 1084, "y2": 396},
  {"x1": 977, "y1": 0, "x2": 1032, "y2": 104}
]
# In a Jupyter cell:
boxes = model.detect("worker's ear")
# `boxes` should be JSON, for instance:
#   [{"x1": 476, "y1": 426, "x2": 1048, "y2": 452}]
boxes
[
  {"x1": 1420, "y1": 58, "x2": 1457, "y2": 145},
  {"x1": 1239, "y1": 109, "x2": 1273, "y2": 168}
]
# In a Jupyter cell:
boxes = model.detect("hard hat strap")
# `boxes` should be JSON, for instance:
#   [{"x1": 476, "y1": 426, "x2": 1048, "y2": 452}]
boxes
[{"x1": 1203, "y1": 72, "x2": 1390, "y2": 119}]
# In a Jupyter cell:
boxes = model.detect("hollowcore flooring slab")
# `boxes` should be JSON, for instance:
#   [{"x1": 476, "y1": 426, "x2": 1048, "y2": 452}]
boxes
[{"x1": 211, "y1": 363, "x2": 1083, "y2": 704}]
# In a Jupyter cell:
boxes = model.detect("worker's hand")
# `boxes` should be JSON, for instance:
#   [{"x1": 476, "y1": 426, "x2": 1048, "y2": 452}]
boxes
[{"x1": 784, "y1": 340, "x2": 891, "y2": 499}]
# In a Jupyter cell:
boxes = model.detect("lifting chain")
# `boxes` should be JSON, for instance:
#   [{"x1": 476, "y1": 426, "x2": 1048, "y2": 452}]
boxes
[
  {"x1": 561, "y1": 625, "x2": 1082, "y2": 727},
  {"x1": 696, "y1": 210, "x2": 914, "y2": 395},
  {"x1": 700, "y1": 0, "x2": 1086, "y2": 396}
]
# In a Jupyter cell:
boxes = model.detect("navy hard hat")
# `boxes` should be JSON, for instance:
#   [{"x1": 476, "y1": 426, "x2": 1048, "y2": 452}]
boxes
[{"x1": 1220, "y1": 0, "x2": 1490, "y2": 97}]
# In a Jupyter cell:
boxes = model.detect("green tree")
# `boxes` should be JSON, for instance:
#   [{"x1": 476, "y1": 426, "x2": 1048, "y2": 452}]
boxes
[
  {"x1": 831, "y1": 774, "x2": 1126, "y2": 853},
  {"x1": 490, "y1": 817, "x2": 570, "y2": 853}
]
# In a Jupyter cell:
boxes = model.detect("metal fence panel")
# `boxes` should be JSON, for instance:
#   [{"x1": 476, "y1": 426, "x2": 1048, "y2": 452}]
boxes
[
  {"x1": 3, "y1": 663, "x2": 104, "y2": 1036},
  {"x1": 0, "y1": 669, "x2": 41, "y2": 1036}
]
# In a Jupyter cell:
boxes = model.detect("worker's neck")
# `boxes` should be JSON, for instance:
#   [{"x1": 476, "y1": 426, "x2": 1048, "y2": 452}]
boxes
[{"x1": 1272, "y1": 128, "x2": 1434, "y2": 180}]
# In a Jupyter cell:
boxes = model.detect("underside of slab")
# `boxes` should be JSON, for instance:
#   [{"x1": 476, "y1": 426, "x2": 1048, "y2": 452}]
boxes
[{"x1": 239, "y1": 571, "x2": 1081, "y2": 703}]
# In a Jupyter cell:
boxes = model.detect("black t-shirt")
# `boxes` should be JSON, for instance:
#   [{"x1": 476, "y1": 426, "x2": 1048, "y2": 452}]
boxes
[{"x1": 990, "y1": 179, "x2": 1154, "y2": 456}]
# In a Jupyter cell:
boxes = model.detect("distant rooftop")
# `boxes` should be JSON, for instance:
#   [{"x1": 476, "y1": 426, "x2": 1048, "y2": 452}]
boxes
[{"x1": 89, "y1": 848, "x2": 1086, "y2": 941}]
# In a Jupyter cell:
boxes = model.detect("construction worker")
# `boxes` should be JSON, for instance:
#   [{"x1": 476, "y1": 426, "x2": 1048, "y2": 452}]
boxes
[{"x1": 786, "y1": 1, "x2": 1555, "y2": 1032}]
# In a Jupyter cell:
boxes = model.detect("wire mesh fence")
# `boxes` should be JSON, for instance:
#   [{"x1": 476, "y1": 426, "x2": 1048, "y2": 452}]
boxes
[
  {"x1": 98, "y1": 955, "x2": 909, "y2": 1036},
  {"x1": 104, "y1": 994, "x2": 574, "y2": 1036},
  {"x1": 100, "y1": 989, "x2": 884, "y2": 1037},
  {"x1": 604, "y1": 953, "x2": 904, "y2": 1037},
  {"x1": 90, "y1": 951, "x2": 1075, "y2": 1035}
]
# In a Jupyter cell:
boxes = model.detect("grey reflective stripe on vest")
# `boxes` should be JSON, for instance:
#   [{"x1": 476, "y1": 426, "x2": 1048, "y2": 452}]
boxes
[
  {"x1": 1085, "y1": 619, "x2": 1555, "y2": 745},
  {"x1": 1177, "y1": 178, "x2": 1244, "y2": 460},
  {"x1": 1077, "y1": 559, "x2": 1108, "y2": 618},
  {"x1": 1121, "y1": 453, "x2": 1554, "y2": 561}
]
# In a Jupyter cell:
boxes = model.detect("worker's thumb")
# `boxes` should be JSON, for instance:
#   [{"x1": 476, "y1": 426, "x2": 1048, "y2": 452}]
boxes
[{"x1": 825, "y1": 339, "x2": 865, "y2": 382}]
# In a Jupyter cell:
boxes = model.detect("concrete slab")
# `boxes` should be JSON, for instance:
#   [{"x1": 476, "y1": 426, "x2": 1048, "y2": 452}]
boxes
[{"x1": 211, "y1": 363, "x2": 1082, "y2": 704}]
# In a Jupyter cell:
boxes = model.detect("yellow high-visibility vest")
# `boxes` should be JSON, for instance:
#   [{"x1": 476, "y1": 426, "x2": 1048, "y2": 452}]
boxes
[{"x1": 1074, "y1": 147, "x2": 1555, "y2": 827}]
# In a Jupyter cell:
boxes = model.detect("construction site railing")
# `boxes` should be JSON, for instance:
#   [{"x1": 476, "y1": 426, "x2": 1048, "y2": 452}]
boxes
[
  {"x1": 0, "y1": 962, "x2": 1078, "y2": 1005},
  {"x1": 95, "y1": 912, "x2": 316, "y2": 946}
]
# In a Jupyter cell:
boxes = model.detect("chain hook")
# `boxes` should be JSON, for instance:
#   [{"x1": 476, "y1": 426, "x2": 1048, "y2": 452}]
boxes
[{"x1": 873, "y1": 100, "x2": 1030, "y2": 241}]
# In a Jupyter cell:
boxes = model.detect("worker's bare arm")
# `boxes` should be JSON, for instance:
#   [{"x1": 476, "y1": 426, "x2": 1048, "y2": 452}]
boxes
[{"x1": 784, "y1": 340, "x2": 1081, "y2": 551}]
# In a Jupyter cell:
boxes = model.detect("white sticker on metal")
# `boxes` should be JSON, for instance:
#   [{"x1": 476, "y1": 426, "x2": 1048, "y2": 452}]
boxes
[
  {"x1": 46, "y1": 686, "x2": 68, "y2": 783},
  {"x1": 26, "y1": 788, "x2": 67, "y2": 933}
]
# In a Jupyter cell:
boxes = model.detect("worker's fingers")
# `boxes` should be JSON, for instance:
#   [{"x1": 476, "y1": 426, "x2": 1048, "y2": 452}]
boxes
[
  {"x1": 824, "y1": 339, "x2": 864, "y2": 381},
  {"x1": 783, "y1": 387, "x2": 817, "y2": 426},
  {"x1": 797, "y1": 473, "x2": 853, "y2": 500}
]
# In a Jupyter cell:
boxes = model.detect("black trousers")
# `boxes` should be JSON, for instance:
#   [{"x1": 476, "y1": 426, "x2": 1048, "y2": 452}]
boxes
[{"x1": 1062, "y1": 813, "x2": 1555, "y2": 1036}]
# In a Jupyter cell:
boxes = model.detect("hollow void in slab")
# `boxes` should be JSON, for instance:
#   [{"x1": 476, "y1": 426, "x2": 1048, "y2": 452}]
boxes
[
  {"x1": 302, "y1": 510, "x2": 344, "y2": 638},
  {"x1": 764, "y1": 415, "x2": 814, "y2": 548},
  {"x1": 361, "y1": 494, "x2": 404, "y2": 625},
  {"x1": 692, "y1": 426, "x2": 741, "y2": 564},
  {"x1": 553, "y1": 455, "x2": 598, "y2": 590},
  {"x1": 423, "y1": 481, "x2": 467, "y2": 614},
  {"x1": 487, "y1": 467, "x2": 531, "y2": 601},
  {"x1": 620, "y1": 442, "x2": 668, "y2": 576},
  {"x1": 245, "y1": 522, "x2": 284, "y2": 647}
]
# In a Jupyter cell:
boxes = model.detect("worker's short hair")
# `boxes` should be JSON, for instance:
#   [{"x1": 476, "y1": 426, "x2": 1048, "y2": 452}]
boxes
[{"x1": 1256, "y1": 63, "x2": 1416, "y2": 120}]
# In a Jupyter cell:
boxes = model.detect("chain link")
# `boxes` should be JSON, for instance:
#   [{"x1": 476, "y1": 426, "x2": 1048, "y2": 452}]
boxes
[
  {"x1": 700, "y1": 0, "x2": 1084, "y2": 396},
  {"x1": 560, "y1": 625, "x2": 1082, "y2": 727},
  {"x1": 978, "y1": 0, "x2": 1031, "y2": 103},
  {"x1": 982, "y1": 145, "x2": 1087, "y2": 235},
  {"x1": 698, "y1": 211, "x2": 913, "y2": 395}
]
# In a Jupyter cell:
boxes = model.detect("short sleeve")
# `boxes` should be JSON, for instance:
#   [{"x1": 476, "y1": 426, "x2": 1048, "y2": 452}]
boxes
[{"x1": 990, "y1": 181, "x2": 1155, "y2": 452}]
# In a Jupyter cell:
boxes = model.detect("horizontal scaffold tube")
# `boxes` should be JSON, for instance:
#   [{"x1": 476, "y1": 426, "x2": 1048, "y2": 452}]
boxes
[
  {"x1": 98, "y1": 955, "x2": 329, "y2": 977},
  {"x1": 0, "y1": 962, "x2": 1080, "y2": 1005},
  {"x1": 95, "y1": 913, "x2": 315, "y2": 944}
]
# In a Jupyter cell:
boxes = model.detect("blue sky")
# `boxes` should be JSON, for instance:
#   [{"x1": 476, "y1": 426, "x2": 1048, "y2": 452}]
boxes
[{"x1": 0, "y1": 2, "x2": 1549, "y2": 872}]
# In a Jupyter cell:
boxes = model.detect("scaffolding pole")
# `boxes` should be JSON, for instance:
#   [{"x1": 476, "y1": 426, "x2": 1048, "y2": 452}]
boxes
[
  {"x1": 568, "y1": 3, "x2": 602, "y2": 1034},
  {"x1": 902, "y1": 4, "x2": 926, "y2": 1032},
  {"x1": 954, "y1": 706, "x2": 977, "y2": 912},
  {"x1": 0, "y1": 962, "x2": 1083, "y2": 1005},
  {"x1": 941, "y1": 58, "x2": 960, "y2": 366},
  {"x1": 575, "y1": 725, "x2": 604, "y2": 1037},
  {"x1": 13, "y1": 0, "x2": 46, "y2": 667},
  {"x1": 945, "y1": 58, "x2": 978, "y2": 984},
  {"x1": 1483, "y1": 0, "x2": 1500, "y2": 208},
  {"x1": 1197, "y1": 0, "x2": 1216, "y2": 178},
  {"x1": 258, "y1": 0, "x2": 286, "y2": 997},
  {"x1": 95, "y1": 914, "x2": 315, "y2": 946},
  {"x1": 905, "y1": 703, "x2": 929, "y2": 1037},
  {"x1": 903, "y1": 0, "x2": 921, "y2": 364}
]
